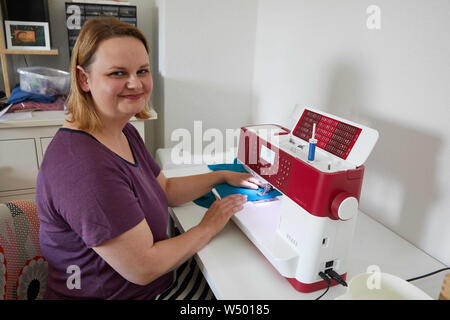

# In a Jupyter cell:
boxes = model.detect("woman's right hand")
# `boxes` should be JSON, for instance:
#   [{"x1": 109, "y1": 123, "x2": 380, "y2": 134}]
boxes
[{"x1": 199, "y1": 194, "x2": 247, "y2": 238}]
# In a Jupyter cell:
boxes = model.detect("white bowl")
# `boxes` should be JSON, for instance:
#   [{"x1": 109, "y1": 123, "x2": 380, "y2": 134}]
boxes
[{"x1": 335, "y1": 272, "x2": 433, "y2": 300}]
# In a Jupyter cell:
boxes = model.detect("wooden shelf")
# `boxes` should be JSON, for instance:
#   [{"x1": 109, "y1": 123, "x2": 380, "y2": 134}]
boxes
[
  {"x1": 2, "y1": 49, "x2": 59, "y2": 55},
  {"x1": 0, "y1": 19, "x2": 59, "y2": 97}
]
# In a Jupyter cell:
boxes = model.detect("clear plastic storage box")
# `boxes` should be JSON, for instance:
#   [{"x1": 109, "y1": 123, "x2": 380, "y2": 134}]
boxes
[{"x1": 17, "y1": 67, "x2": 70, "y2": 96}]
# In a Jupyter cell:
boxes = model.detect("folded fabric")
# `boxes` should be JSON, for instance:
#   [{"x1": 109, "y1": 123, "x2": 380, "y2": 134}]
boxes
[
  {"x1": 8, "y1": 95, "x2": 66, "y2": 113},
  {"x1": 193, "y1": 158, "x2": 282, "y2": 209},
  {"x1": 206, "y1": 160, "x2": 249, "y2": 173},
  {"x1": 8, "y1": 85, "x2": 55, "y2": 105}
]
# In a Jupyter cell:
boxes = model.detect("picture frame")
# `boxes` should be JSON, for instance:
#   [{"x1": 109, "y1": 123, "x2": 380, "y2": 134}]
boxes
[{"x1": 4, "y1": 20, "x2": 50, "y2": 51}]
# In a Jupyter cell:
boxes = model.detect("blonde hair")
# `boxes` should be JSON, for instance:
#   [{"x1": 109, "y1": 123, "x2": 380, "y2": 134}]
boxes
[{"x1": 65, "y1": 17, "x2": 152, "y2": 132}]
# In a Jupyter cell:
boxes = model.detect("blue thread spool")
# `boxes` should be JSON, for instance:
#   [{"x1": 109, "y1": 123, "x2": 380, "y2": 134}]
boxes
[{"x1": 308, "y1": 123, "x2": 317, "y2": 162}]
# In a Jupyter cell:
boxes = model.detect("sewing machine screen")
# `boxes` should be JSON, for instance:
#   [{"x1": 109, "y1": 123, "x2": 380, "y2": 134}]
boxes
[
  {"x1": 292, "y1": 109, "x2": 362, "y2": 160},
  {"x1": 260, "y1": 145, "x2": 275, "y2": 165}
]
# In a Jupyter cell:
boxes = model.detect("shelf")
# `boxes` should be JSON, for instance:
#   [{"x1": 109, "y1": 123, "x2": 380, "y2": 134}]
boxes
[
  {"x1": 0, "y1": 108, "x2": 158, "y2": 129},
  {"x1": 0, "y1": 18, "x2": 60, "y2": 97},
  {"x1": 2, "y1": 49, "x2": 59, "y2": 55}
]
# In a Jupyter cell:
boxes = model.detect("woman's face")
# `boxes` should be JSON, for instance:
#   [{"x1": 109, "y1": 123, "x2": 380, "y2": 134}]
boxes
[{"x1": 78, "y1": 36, "x2": 152, "y2": 124}]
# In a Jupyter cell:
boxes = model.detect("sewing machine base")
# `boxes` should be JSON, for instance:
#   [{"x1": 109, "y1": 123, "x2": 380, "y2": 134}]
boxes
[
  {"x1": 287, "y1": 273, "x2": 347, "y2": 293},
  {"x1": 232, "y1": 197, "x2": 353, "y2": 293}
]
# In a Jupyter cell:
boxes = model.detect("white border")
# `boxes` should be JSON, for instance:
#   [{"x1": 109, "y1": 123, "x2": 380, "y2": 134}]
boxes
[{"x1": 4, "y1": 20, "x2": 50, "y2": 51}]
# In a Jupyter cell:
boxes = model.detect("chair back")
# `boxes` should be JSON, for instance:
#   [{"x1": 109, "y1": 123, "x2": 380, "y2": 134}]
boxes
[{"x1": 0, "y1": 201, "x2": 47, "y2": 300}]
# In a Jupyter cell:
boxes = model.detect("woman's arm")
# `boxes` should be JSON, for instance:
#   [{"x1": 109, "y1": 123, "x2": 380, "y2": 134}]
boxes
[
  {"x1": 93, "y1": 193, "x2": 247, "y2": 286},
  {"x1": 92, "y1": 170, "x2": 261, "y2": 286},
  {"x1": 157, "y1": 171, "x2": 264, "y2": 207}
]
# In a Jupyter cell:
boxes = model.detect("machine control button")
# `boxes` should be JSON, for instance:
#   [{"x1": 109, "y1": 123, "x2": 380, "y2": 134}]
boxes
[{"x1": 331, "y1": 192, "x2": 358, "y2": 220}]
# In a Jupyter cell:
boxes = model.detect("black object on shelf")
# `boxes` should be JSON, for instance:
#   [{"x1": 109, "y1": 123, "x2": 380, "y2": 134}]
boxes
[
  {"x1": 1, "y1": 0, "x2": 50, "y2": 22},
  {"x1": 65, "y1": 2, "x2": 137, "y2": 56}
]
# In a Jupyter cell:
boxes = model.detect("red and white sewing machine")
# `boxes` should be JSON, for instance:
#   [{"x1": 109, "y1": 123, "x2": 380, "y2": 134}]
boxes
[{"x1": 234, "y1": 107, "x2": 379, "y2": 293}]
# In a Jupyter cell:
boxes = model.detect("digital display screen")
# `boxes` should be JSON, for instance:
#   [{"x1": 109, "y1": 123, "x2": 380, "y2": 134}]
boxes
[
  {"x1": 260, "y1": 145, "x2": 275, "y2": 165},
  {"x1": 292, "y1": 110, "x2": 362, "y2": 159}
]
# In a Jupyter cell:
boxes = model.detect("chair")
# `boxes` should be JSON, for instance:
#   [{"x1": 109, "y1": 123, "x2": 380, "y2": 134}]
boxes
[{"x1": 0, "y1": 200, "x2": 47, "y2": 300}]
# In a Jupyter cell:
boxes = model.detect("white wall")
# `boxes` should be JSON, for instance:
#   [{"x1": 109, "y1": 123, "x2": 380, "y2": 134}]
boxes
[
  {"x1": 252, "y1": 0, "x2": 450, "y2": 265},
  {"x1": 157, "y1": 0, "x2": 258, "y2": 152}
]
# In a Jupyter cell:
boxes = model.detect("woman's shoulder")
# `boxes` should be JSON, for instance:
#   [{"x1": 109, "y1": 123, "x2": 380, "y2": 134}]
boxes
[
  {"x1": 50, "y1": 127, "x2": 101, "y2": 156},
  {"x1": 41, "y1": 127, "x2": 114, "y2": 176}
]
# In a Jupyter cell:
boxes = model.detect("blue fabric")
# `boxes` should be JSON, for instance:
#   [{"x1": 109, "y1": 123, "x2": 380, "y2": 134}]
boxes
[
  {"x1": 8, "y1": 85, "x2": 55, "y2": 105},
  {"x1": 193, "y1": 159, "x2": 282, "y2": 208},
  {"x1": 207, "y1": 160, "x2": 249, "y2": 173}
]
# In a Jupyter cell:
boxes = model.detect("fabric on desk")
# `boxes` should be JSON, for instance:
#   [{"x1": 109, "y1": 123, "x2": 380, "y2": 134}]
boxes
[
  {"x1": 8, "y1": 85, "x2": 55, "y2": 105},
  {"x1": 207, "y1": 160, "x2": 249, "y2": 173},
  {"x1": 193, "y1": 159, "x2": 282, "y2": 208}
]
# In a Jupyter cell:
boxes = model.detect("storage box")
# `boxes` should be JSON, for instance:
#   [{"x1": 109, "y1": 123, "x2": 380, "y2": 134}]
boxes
[{"x1": 17, "y1": 67, "x2": 70, "y2": 96}]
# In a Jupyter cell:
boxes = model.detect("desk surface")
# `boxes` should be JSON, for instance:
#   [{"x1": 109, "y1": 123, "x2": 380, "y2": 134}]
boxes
[{"x1": 164, "y1": 166, "x2": 447, "y2": 300}]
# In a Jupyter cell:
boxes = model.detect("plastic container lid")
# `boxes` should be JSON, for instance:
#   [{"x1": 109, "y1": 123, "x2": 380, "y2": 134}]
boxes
[
  {"x1": 18, "y1": 66, "x2": 69, "y2": 78},
  {"x1": 17, "y1": 66, "x2": 70, "y2": 96}
]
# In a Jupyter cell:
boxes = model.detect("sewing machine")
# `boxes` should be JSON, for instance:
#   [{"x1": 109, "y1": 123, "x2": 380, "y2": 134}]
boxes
[{"x1": 233, "y1": 107, "x2": 379, "y2": 293}]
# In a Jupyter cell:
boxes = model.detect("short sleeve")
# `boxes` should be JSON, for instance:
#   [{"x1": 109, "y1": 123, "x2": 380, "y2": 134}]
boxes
[{"x1": 56, "y1": 161, "x2": 145, "y2": 248}]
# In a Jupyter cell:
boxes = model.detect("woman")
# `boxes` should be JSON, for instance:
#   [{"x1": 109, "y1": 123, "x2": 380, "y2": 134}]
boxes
[{"x1": 36, "y1": 17, "x2": 262, "y2": 299}]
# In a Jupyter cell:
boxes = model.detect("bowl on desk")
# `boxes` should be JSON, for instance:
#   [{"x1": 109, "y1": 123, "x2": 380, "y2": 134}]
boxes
[{"x1": 335, "y1": 272, "x2": 433, "y2": 300}]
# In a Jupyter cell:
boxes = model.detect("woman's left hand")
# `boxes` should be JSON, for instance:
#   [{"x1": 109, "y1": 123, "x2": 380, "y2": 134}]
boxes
[{"x1": 222, "y1": 171, "x2": 265, "y2": 190}]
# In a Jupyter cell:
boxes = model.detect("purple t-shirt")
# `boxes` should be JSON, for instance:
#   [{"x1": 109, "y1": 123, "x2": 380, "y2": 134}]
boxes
[{"x1": 36, "y1": 123, "x2": 173, "y2": 299}]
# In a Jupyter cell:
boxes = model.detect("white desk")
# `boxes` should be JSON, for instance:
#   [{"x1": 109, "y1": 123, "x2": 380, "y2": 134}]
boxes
[{"x1": 164, "y1": 166, "x2": 447, "y2": 300}]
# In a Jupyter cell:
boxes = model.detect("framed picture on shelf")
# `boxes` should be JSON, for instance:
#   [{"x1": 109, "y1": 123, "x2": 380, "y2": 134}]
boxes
[{"x1": 4, "y1": 20, "x2": 50, "y2": 50}]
